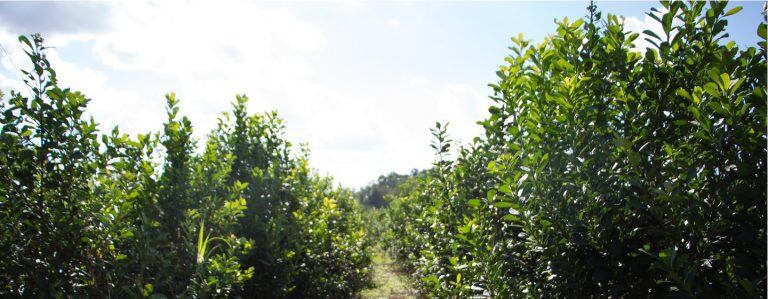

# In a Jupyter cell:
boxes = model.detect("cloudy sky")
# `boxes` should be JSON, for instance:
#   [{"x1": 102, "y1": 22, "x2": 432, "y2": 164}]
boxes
[{"x1": 0, "y1": 1, "x2": 763, "y2": 188}]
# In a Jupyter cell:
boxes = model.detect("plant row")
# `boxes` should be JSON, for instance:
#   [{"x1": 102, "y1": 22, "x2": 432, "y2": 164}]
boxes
[
  {"x1": 384, "y1": 2, "x2": 766, "y2": 297},
  {"x1": 0, "y1": 34, "x2": 372, "y2": 298}
]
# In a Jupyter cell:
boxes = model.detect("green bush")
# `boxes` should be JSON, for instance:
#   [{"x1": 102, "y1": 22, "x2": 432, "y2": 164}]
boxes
[
  {"x1": 386, "y1": 1, "x2": 766, "y2": 297},
  {"x1": 0, "y1": 34, "x2": 372, "y2": 298}
]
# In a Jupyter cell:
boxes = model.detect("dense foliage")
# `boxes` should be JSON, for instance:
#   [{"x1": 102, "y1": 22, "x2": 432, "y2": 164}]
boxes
[
  {"x1": 356, "y1": 171, "x2": 421, "y2": 208},
  {"x1": 0, "y1": 34, "x2": 372, "y2": 298},
  {"x1": 385, "y1": 2, "x2": 766, "y2": 298}
]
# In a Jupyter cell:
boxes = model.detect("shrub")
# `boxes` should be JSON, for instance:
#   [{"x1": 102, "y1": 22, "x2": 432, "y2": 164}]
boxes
[
  {"x1": 386, "y1": 1, "x2": 766, "y2": 297},
  {"x1": 0, "y1": 34, "x2": 372, "y2": 298}
]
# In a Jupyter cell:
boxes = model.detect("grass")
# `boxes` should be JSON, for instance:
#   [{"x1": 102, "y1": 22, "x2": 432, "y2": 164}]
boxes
[{"x1": 358, "y1": 247, "x2": 418, "y2": 299}]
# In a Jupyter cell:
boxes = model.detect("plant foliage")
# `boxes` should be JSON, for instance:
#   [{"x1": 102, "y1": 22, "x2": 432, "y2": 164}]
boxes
[
  {"x1": 385, "y1": 1, "x2": 766, "y2": 297},
  {"x1": 0, "y1": 34, "x2": 372, "y2": 298}
]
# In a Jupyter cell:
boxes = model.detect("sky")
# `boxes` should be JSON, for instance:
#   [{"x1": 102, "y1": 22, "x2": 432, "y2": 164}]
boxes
[{"x1": 0, "y1": 1, "x2": 764, "y2": 189}]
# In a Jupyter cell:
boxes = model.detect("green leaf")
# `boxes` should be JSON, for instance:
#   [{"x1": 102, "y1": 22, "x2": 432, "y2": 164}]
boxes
[
  {"x1": 643, "y1": 30, "x2": 661, "y2": 41},
  {"x1": 661, "y1": 13, "x2": 673, "y2": 35},
  {"x1": 675, "y1": 88, "x2": 691, "y2": 101},
  {"x1": 467, "y1": 199, "x2": 481, "y2": 207},
  {"x1": 719, "y1": 73, "x2": 731, "y2": 91},
  {"x1": 571, "y1": 19, "x2": 585, "y2": 29},
  {"x1": 502, "y1": 214, "x2": 520, "y2": 222},
  {"x1": 703, "y1": 82, "x2": 720, "y2": 97},
  {"x1": 723, "y1": 6, "x2": 742, "y2": 17},
  {"x1": 498, "y1": 184, "x2": 513, "y2": 195},
  {"x1": 449, "y1": 256, "x2": 458, "y2": 266},
  {"x1": 421, "y1": 275, "x2": 439, "y2": 285},
  {"x1": 143, "y1": 284, "x2": 154, "y2": 297},
  {"x1": 487, "y1": 160, "x2": 497, "y2": 172},
  {"x1": 487, "y1": 189, "x2": 497, "y2": 201},
  {"x1": 555, "y1": 59, "x2": 573, "y2": 71},
  {"x1": 18, "y1": 35, "x2": 32, "y2": 49}
]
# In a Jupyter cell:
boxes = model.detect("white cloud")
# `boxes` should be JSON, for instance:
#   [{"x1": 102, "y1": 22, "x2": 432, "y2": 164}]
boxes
[
  {"x1": 0, "y1": 22, "x2": 167, "y2": 135},
  {"x1": 0, "y1": 1, "x2": 494, "y2": 188},
  {"x1": 303, "y1": 81, "x2": 491, "y2": 188},
  {"x1": 89, "y1": 2, "x2": 330, "y2": 139},
  {"x1": 422, "y1": 83, "x2": 490, "y2": 151},
  {"x1": 1, "y1": 1, "x2": 330, "y2": 136},
  {"x1": 0, "y1": 28, "x2": 33, "y2": 86},
  {"x1": 93, "y1": 2, "x2": 325, "y2": 73},
  {"x1": 0, "y1": 71, "x2": 26, "y2": 96},
  {"x1": 624, "y1": 6, "x2": 681, "y2": 53},
  {"x1": 409, "y1": 77, "x2": 430, "y2": 86}
]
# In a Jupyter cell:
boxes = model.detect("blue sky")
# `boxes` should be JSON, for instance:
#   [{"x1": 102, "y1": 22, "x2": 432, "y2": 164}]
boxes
[{"x1": 0, "y1": 1, "x2": 764, "y2": 188}]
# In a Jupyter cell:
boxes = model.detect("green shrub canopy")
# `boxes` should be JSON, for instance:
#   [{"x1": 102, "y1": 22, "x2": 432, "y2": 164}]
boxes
[
  {"x1": 385, "y1": 1, "x2": 766, "y2": 298},
  {"x1": 0, "y1": 34, "x2": 373, "y2": 298}
]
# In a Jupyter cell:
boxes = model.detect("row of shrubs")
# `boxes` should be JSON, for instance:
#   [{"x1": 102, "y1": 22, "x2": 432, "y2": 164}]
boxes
[
  {"x1": 384, "y1": 2, "x2": 766, "y2": 297},
  {"x1": 0, "y1": 34, "x2": 372, "y2": 298}
]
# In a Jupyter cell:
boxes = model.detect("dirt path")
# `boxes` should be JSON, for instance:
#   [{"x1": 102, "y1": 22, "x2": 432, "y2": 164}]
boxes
[{"x1": 358, "y1": 248, "x2": 418, "y2": 299}]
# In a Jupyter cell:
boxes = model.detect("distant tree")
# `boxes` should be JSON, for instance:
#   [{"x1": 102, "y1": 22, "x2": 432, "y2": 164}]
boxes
[{"x1": 356, "y1": 171, "x2": 422, "y2": 208}]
